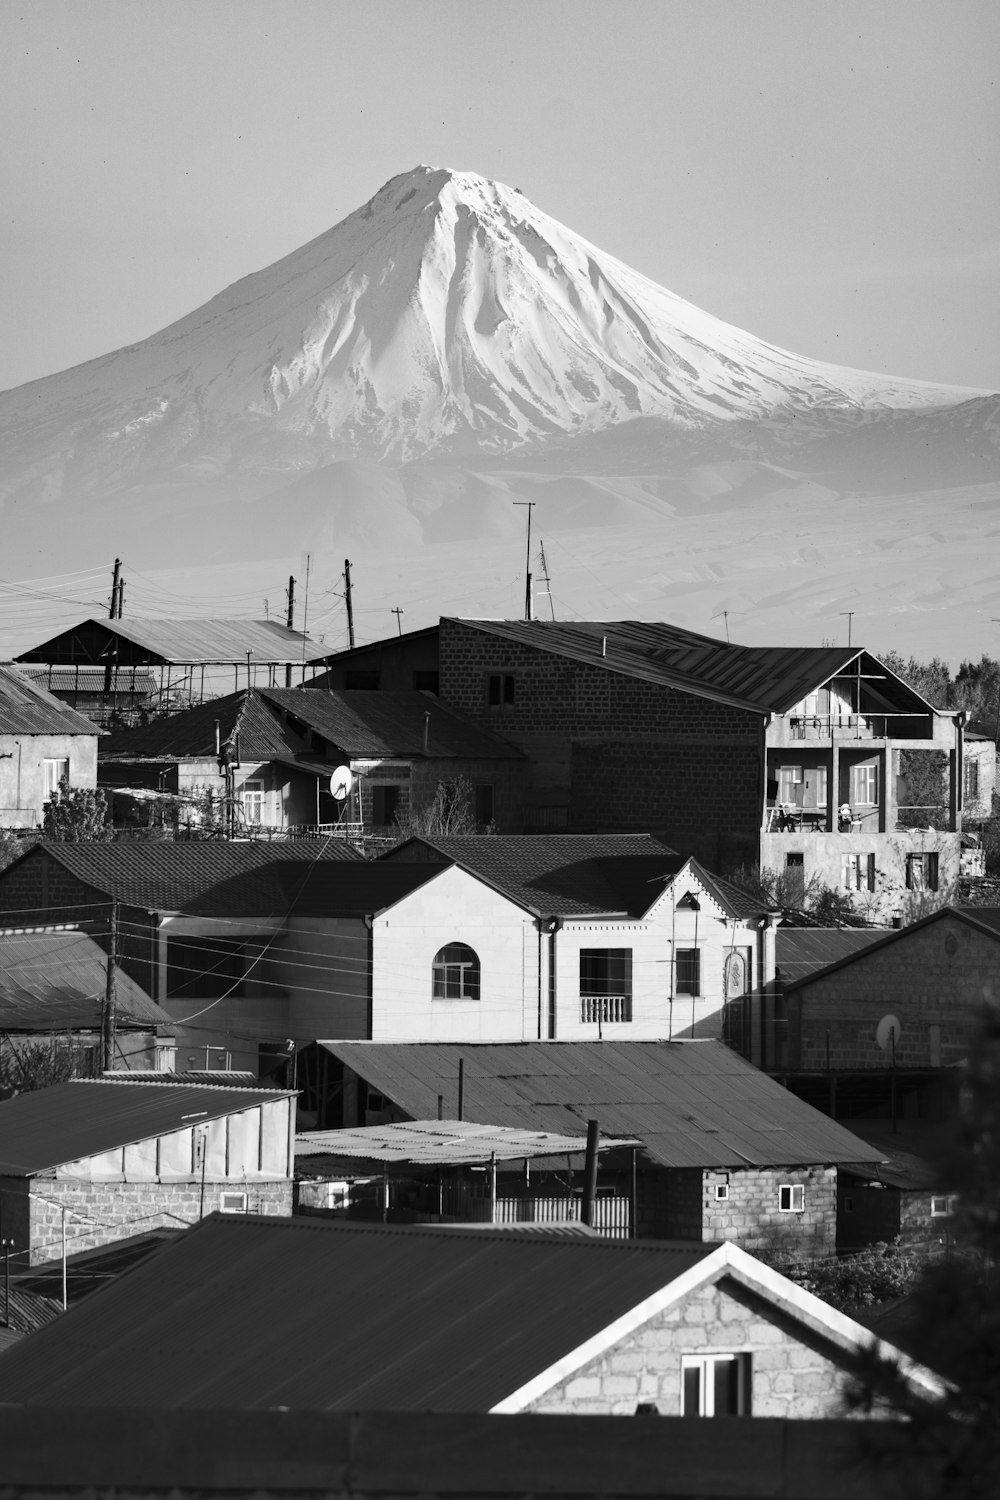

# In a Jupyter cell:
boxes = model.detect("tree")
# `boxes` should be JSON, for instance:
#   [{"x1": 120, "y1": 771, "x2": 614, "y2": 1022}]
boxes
[
  {"x1": 42, "y1": 780, "x2": 112, "y2": 841},
  {"x1": 845, "y1": 1012, "x2": 1000, "y2": 1497},
  {"x1": 392, "y1": 776, "x2": 489, "y2": 840}
]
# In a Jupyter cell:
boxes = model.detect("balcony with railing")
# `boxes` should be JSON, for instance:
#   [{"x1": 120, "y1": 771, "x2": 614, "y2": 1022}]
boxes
[{"x1": 580, "y1": 993, "x2": 632, "y2": 1025}]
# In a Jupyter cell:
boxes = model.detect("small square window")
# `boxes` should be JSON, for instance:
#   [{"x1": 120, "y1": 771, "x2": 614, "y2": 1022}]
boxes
[
  {"x1": 682, "y1": 1354, "x2": 750, "y2": 1417},
  {"x1": 219, "y1": 1191, "x2": 248, "y2": 1214},
  {"x1": 930, "y1": 1194, "x2": 957, "y2": 1218},
  {"x1": 487, "y1": 673, "x2": 516, "y2": 709},
  {"x1": 779, "y1": 1184, "x2": 805, "y2": 1213},
  {"x1": 714, "y1": 1183, "x2": 730, "y2": 1202}
]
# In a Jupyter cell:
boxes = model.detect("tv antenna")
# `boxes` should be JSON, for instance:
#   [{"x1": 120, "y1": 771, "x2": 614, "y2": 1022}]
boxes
[
  {"x1": 537, "y1": 541, "x2": 556, "y2": 621},
  {"x1": 711, "y1": 608, "x2": 731, "y2": 644}
]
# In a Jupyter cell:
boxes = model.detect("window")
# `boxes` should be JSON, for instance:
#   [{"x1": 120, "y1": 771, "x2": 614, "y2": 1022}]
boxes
[
  {"x1": 851, "y1": 764, "x2": 879, "y2": 806},
  {"x1": 579, "y1": 948, "x2": 633, "y2": 1024},
  {"x1": 487, "y1": 673, "x2": 516, "y2": 709},
  {"x1": 714, "y1": 1182, "x2": 730, "y2": 1202},
  {"x1": 42, "y1": 758, "x2": 70, "y2": 801},
  {"x1": 906, "y1": 853, "x2": 939, "y2": 892},
  {"x1": 784, "y1": 852, "x2": 805, "y2": 902},
  {"x1": 682, "y1": 1354, "x2": 750, "y2": 1417},
  {"x1": 241, "y1": 780, "x2": 264, "y2": 825},
  {"x1": 345, "y1": 670, "x2": 380, "y2": 689},
  {"x1": 779, "y1": 1184, "x2": 805, "y2": 1213},
  {"x1": 841, "y1": 852, "x2": 875, "y2": 892},
  {"x1": 371, "y1": 784, "x2": 401, "y2": 826},
  {"x1": 778, "y1": 765, "x2": 803, "y2": 806},
  {"x1": 964, "y1": 759, "x2": 979, "y2": 802},
  {"x1": 473, "y1": 783, "x2": 495, "y2": 827},
  {"x1": 432, "y1": 944, "x2": 481, "y2": 1000},
  {"x1": 931, "y1": 1194, "x2": 958, "y2": 1218},
  {"x1": 676, "y1": 949, "x2": 701, "y2": 996},
  {"x1": 219, "y1": 1191, "x2": 248, "y2": 1214},
  {"x1": 413, "y1": 670, "x2": 439, "y2": 694}
]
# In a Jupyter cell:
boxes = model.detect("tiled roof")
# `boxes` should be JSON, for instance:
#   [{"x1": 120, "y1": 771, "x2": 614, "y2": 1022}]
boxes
[
  {"x1": 0, "y1": 929, "x2": 170, "y2": 1030},
  {"x1": 0, "y1": 839, "x2": 362, "y2": 914},
  {"x1": 179, "y1": 860, "x2": 444, "y2": 918},
  {"x1": 17, "y1": 618, "x2": 326, "y2": 667},
  {"x1": 0, "y1": 1216, "x2": 715, "y2": 1410},
  {"x1": 0, "y1": 1079, "x2": 295, "y2": 1176},
  {"x1": 383, "y1": 834, "x2": 683, "y2": 917},
  {"x1": 260, "y1": 688, "x2": 524, "y2": 760},
  {"x1": 0, "y1": 664, "x2": 101, "y2": 735},
  {"x1": 321, "y1": 1041, "x2": 882, "y2": 1171},
  {"x1": 445, "y1": 620, "x2": 936, "y2": 717}
]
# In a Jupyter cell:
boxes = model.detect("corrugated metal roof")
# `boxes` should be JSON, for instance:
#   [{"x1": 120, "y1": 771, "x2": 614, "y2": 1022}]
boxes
[
  {"x1": 775, "y1": 928, "x2": 888, "y2": 985},
  {"x1": 262, "y1": 689, "x2": 525, "y2": 760},
  {"x1": 17, "y1": 618, "x2": 327, "y2": 667},
  {"x1": 101, "y1": 691, "x2": 300, "y2": 761},
  {"x1": 445, "y1": 620, "x2": 937, "y2": 718},
  {"x1": 0, "y1": 1216, "x2": 715, "y2": 1410},
  {"x1": 295, "y1": 1120, "x2": 639, "y2": 1167},
  {"x1": 0, "y1": 664, "x2": 102, "y2": 735},
  {"x1": 0, "y1": 1079, "x2": 294, "y2": 1176},
  {"x1": 0, "y1": 839, "x2": 363, "y2": 915},
  {"x1": 383, "y1": 835, "x2": 686, "y2": 917},
  {"x1": 781, "y1": 907, "x2": 1000, "y2": 992},
  {"x1": 320, "y1": 1041, "x2": 881, "y2": 1171},
  {"x1": 22, "y1": 667, "x2": 158, "y2": 695},
  {"x1": 0, "y1": 929, "x2": 169, "y2": 1030}
]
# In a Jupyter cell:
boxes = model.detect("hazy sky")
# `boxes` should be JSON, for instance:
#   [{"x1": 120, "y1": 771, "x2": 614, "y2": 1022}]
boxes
[{"x1": 2, "y1": 0, "x2": 998, "y2": 395}]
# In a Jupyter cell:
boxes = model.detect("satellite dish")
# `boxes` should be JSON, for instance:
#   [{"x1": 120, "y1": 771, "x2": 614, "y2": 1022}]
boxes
[
  {"x1": 876, "y1": 1014, "x2": 902, "y2": 1052},
  {"x1": 330, "y1": 766, "x2": 353, "y2": 801}
]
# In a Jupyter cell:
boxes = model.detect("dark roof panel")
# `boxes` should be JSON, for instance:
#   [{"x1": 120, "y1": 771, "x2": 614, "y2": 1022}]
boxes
[
  {"x1": 259, "y1": 688, "x2": 524, "y2": 760},
  {"x1": 321, "y1": 1041, "x2": 881, "y2": 1170},
  {"x1": 0, "y1": 1216, "x2": 714, "y2": 1410},
  {"x1": 775, "y1": 928, "x2": 888, "y2": 985},
  {"x1": 17, "y1": 618, "x2": 326, "y2": 668},
  {"x1": 0, "y1": 664, "x2": 101, "y2": 735},
  {"x1": 0, "y1": 1079, "x2": 294, "y2": 1176}
]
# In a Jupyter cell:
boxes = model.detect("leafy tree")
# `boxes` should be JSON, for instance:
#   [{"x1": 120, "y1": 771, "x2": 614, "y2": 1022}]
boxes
[
  {"x1": 0, "y1": 1036, "x2": 96, "y2": 1096},
  {"x1": 844, "y1": 1013, "x2": 1000, "y2": 1496},
  {"x1": 392, "y1": 776, "x2": 490, "y2": 840},
  {"x1": 0, "y1": 831, "x2": 24, "y2": 874},
  {"x1": 42, "y1": 780, "x2": 112, "y2": 842}
]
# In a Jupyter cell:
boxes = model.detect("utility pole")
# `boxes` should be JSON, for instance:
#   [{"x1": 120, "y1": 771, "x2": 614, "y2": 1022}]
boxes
[
  {"x1": 102, "y1": 900, "x2": 118, "y2": 1072},
  {"x1": 514, "y1": 503, "x2": 535, "y2": 621},
  {"x1": 285, "y1": 576, "x2": 296, "y2": 686},
  {"x1": 391, "y1": 607, "x2": 404, "y2": 636},
  {"x1": 344, "y1": 559, "x2": 355, "y2": 648},
  {"x1": 108, "y1": 559, "x2": 122, "y2": 619}
]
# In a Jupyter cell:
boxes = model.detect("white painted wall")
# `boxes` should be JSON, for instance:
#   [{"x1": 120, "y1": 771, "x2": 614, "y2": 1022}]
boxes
[{"x1": 0, "y1": 731, "x2": 99, "y2": 827}]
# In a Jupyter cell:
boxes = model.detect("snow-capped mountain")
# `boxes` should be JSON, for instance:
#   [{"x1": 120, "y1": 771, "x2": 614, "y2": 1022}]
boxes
[{"x1": 1, "y1": 165, "x2": 998, "y2": 661}]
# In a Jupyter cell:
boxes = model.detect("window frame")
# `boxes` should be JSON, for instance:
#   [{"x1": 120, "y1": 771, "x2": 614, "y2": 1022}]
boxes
[
  {"x1": 675, "y1": 948, "x2": 701, "y2": 997},
  {"x1": 841, "y1": 852, "x2": 876, "y2": 892},
  {"x1": 778, "y1": 1183, "x2": 805, "y2": 1213},
  {"x1": 241, "y1": 779, "x2": 264, "y2": 826},
  {"x1": 930, "y1": 1194, "x2": 958, "y2": 1218},
  {"x1": 579, "y1": 948, "x2": 633, "y2": 1024},
  {"x1": 431, "y1": 943, "x2": 481, "y2": 1001},
  {"x1": 681, "y1": 1353, "x2": 751, "y2": 1417},
  {"x1": 42, "y1": 757, "x2": 71, "y2": 802},
  {"x1": 905, "y1": 852, "x2": 940, "y2": 892},
  {"x1": 486, "y1": 672, "x2": 516, "y2": 710},
  {"x1": 851, "y1": 763, "x2": 879, "y2": 806}
]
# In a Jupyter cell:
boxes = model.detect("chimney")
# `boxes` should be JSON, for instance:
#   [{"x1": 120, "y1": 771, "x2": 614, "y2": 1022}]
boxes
[{"x1": 759, "y1": 913, "x2": 777, "y2": 988}]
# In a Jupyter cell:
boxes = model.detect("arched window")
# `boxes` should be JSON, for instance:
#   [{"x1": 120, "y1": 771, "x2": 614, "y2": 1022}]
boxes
[{"x1": 432, "y1": 944, "x2": 480, "y2": 1001}]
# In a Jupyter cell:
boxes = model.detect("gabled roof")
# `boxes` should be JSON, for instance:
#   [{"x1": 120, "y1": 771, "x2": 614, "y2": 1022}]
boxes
[
  {"x1": 0, "y1": 1216, "x2": 941, "y2": 1412},
  {"x1": 259, "y1": 688, "x2": 524, "y2": 760},
  {"x1": 782, "y1": 905, "x2": 1000, "y2": 992},
  {"x1": 16, "y1": 618, "x2": 326, "y2": 668},
  {"x1": 444, "y1": 620, "x2": 879, "y2": 715},
  {"x1": 775, "y1": 927, "x2": 888, "y2": 985},
  {"x1": 0, "y1": 1079, "x2": 295, "y2": 1176},
  {"x1": 0, "y1": 663, "x2": 101, "y2": 735},
  {"x1": 0, "y1": 839, "x2": 362, "y2": 915},
  {"x1": 383, "y1": 837, "x2": 769, "y2": 920},
  {"x1": 179, "y1": 859, "x2": 446, "y2": 918},
  {"x1": 320, "y1": 1041, "x2": 881, "y2": 1170},
  {"x1": 100, "y1": 688, "x2": 523, "y2": 764},
  {"x1": 0, "y1": 929, "x2": 170, "y2": 1030}
]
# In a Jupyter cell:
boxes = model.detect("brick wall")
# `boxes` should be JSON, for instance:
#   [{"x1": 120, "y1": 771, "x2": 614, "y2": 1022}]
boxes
[
  {"x1": 26, "y1": 1178, "x2": 292, "y2": 1263},
  {"x1": 438, "y1": 623, "x2": 763, "y2": 865},
  {"x1": 788, "y1": 913, "x2": 1000, "y2": 1071},
  {"x1": 526, "y1": 1277, "x2": 860, "y2": 1418}
]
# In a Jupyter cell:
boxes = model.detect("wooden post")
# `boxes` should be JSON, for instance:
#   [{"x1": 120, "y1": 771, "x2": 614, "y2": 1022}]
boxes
[
  {"x1": 581, "y1": 1119, "x2": 600, "y2": 1227},
  {"x1": 102, "y1": 901, "x2": 118, "y2": 1071}
]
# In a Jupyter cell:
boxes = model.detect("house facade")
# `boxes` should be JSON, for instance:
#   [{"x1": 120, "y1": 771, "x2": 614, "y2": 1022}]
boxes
[
  {"x1": 311, "y1": 618, "x2": 980, "y2": 918},
  {"x1": 0, "y1": 665, "x2": 101, "y2": 831},
  {"x1": 0, "y1": 1078, "x2": 295, "y2": 1264}
]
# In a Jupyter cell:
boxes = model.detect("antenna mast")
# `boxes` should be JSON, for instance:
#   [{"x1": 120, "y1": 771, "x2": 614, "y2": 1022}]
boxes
[
  {"x1": 285, "y1": 575, "x2": 296, "y2": 686},
  {"x1": 538, "y1": 541, "x2": 556, "y2": 621},
  {"x1": 344, "y1": 559, "x2": 355, "y2": 648},
  {"x1": 514, "y1": 502, "x2": 535, "y2": 620}
]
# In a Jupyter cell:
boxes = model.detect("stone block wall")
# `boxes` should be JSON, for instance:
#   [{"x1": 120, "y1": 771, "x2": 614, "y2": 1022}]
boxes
[
  {"x1": 699, "y1": 1167, "x2": 837, "y2": 1256},
  {"x1": 26, "y1": 1177, "x2": 293, "y2": 1264},
  {"x1": 438, "y1": 622, "x2": 764, "y2": 865},
  {"x1": 526, "y1": 1277, "x2": 857, "y2": 1418},
  {"x1": 788, "y1": 912, "x2": 1000, "y2": 1071}
]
